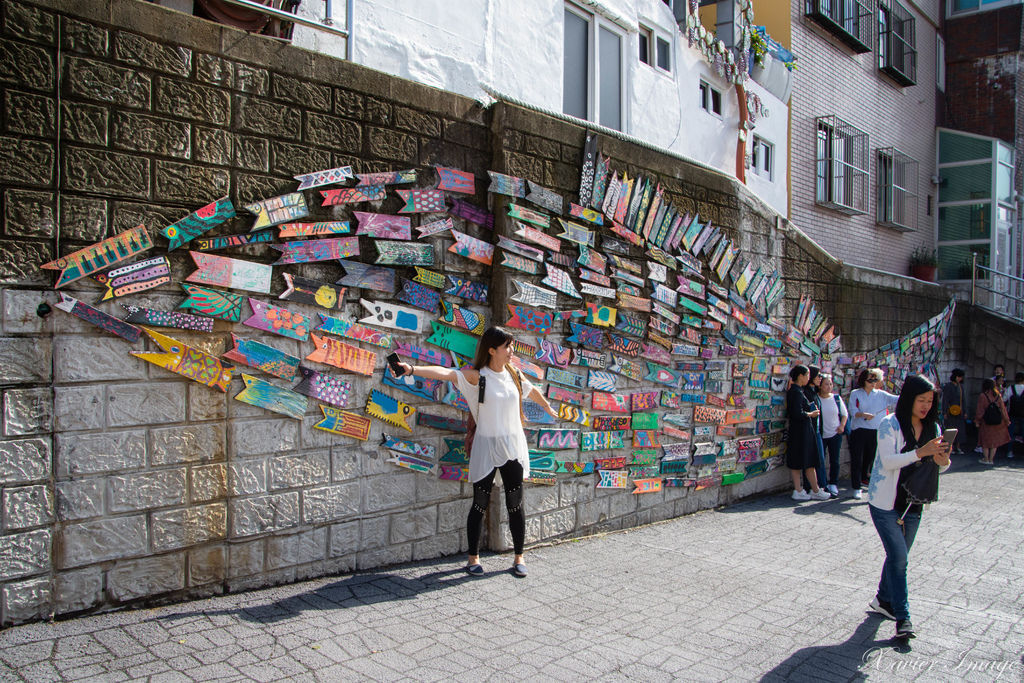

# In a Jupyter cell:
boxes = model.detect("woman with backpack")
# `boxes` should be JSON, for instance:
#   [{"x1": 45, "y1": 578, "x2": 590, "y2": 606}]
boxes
[
  {"x1": 392, "y1": 326, "x2": 557, "y2": 576},
  {"x1": 865, "y1": 374, "x2": 951, "y2": 640},
  {"x1": 817, "y1": 373, "x2": 848, "y2": 496},
  {"x1": 974, "y1": 377, "x2": 1009, "y2": 465},
  {"x1": 1005, "y1": 372, "x2": 1024, "y2": 457}
]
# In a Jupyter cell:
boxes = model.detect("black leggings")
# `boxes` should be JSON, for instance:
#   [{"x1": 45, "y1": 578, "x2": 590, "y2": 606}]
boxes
[
  {"x1": 467, "y1": 459, "x2": 525, "y2": 555},
  {"x1": 849, "y1": 428, "x2": 878, "y2": 488}
]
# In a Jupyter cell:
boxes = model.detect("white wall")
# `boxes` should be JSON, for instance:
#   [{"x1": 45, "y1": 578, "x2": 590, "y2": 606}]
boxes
[{"x1": 290, "y1": 0, "x2": 789, "y2": 215}]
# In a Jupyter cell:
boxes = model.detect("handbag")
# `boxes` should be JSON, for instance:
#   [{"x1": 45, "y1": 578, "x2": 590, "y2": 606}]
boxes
[
  {"x1": 897, "y1": 456, "x2": 940, "y2": 526},
  {"x1": 835, "y1": 395, "x2": 851, "y2": 436}
]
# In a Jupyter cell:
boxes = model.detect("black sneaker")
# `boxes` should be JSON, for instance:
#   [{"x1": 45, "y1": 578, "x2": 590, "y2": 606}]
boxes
[
  {"x1": 869, "y1": 596, "x2": 896, "y2": 620},
  {"x1": 895, "y1": 619, "x2": 916, "y2": 639}
]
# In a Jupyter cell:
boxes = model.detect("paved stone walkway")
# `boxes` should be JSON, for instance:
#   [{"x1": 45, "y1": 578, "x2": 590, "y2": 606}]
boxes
[{"x1": 1, "y1": 455, "x2": 1021, "y2": 682}]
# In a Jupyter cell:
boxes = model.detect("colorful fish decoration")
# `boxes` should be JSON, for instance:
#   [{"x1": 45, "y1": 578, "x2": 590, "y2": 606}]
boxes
[
  {"x1": 306, "y1": 333, "x2": 376, "y2": 375},
  {"x1": 234, "y1": 374, "x2": 308, "y2": 419},
  {"x1": 270, "y1": 237, "x2": 359, "y2": 265},
  {"x1": 358, "y1": 298, "x2": 428, "y2": 333},
  {"x1": 54, "y1": 293, "x2": 142, "y2": 342},
  {"x1": 506, "y1": 304, "x2": 553, "y2": 334},
  {"x1": 246, "y1": 192, "x2": 308, "y2": 229},
  {"x1": 354, "y1": 212, "x2": 412, "y2": 240},
  {"x1": 313, "y1": 405, "x2": 371, "y2": 440},
  {"x1": 315, "y1": 313, "x2": 392, "y2": 348},
  {"x1": 280, "y1": 273, "x2": 345, "y2": 310},
  {"x1": 321, "y1": 185, "x2": 386, "y2": 205},
  {"x1": 132, "y1": 327, "x2": 233, "y2": 391},
  {"x1": 244, "y1": 298, "x2": 310, "y2": 341},
  {"x1": 449, "y1": 229, "x2": 495, "y2": 266},
  {"x1": 94, "y1": 256, "x2": 170, "y2": 301},
  {"x1": 186, "y1": 251, "x2": 272, "y2": 293},
  {"x1": 222, "y1": 334, "x2": 301, "y2": 379},
  {"x1": 162, "y1": 197, "x2": 235, "y2": 250},
  {"x1": 397, "y1": 189, "x2": 446, "y2": 213},
  {"x1": 122, "y1": 305, "x2": 213, "y2": 333},
  {"x1": 336, "y1": 259, "x2": 396, "y2": 294},
  {"x1": 192, "y1": 229, "x2": 275, "y2": 251},
  {"x1": 439, "y1": 300, "x2": 486, "y2": 335},
  {"x1": 42, "y1": 224, "x2": 153, "y2": 288},
  {"x1": 293, "y1": 165, "x2": 354, "y2": 190},
  {"x1": 178, "y1": 284, "x2": 245, "y2": 322}
]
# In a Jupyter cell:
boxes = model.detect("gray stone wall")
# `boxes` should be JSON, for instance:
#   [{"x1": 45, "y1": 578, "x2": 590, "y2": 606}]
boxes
[{"x1": 0, "y1": 0, "x2": 971, "y2": 626}]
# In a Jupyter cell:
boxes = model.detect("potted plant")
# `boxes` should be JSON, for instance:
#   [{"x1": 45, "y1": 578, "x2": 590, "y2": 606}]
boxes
[{"x1": 909, "y1": 245, "x2": 938, "y2": 281}]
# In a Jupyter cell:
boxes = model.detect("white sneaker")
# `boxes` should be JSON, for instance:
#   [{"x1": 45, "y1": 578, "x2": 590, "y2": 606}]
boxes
[
  {"x1": 827, "y1": 484, "x2": 839, "y2": 496},
  {"x1": 852, "y1": 489, "x2": 863, "y2": 499},
  {"x1": 792, "y1": 489, "x2": 811, "y2": 501},
  {"x1": 810, "y1": 489, "x2": 831, "y2": 500}
]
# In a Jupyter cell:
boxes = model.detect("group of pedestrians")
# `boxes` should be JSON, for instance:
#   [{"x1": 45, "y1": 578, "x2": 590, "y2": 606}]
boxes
[
  {"x1": 941, "y1": 365, "x2": 1024, "y2": 464},
  {"x1": 786, "y1": 365, "x2": 900, "y2": 501}
]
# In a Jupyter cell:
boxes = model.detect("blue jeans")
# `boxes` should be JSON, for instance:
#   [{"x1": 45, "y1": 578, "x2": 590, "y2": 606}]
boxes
[
  {"x1": 823, "y1": 433, "x2": 843, "y2": 486},
  {"x1": 869, "y1": 504, "x2": 921, "y2": 621}
]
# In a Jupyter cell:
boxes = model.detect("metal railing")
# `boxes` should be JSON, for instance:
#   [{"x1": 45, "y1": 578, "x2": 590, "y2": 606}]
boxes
[
  {"x1": 971, "y1": 252, "x2": 1024, "y2": 325},
  {"x1": 216, "y1": 0, "x2": 352, "y2": 59}
]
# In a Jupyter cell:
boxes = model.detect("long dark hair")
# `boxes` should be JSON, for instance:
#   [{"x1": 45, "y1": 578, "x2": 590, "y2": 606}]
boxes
[
  {"x1": 895, "y1": 374, "x2": 939, "y2": 445},
  {"x1": 472, "y1": 326, "x2": 514, "y2": 370}
]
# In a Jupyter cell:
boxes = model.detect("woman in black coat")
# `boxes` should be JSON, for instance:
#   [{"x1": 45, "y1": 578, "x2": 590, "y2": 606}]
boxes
[{"x1": 787, "y1": 365, "x2": 831, "y2": 501}]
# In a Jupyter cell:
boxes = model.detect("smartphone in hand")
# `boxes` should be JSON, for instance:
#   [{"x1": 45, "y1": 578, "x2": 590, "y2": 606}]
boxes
[
  {"x1": 942, "y1": 428, "x2": 958, "y2": 445},
  {"x1": 386, "y1": 352, "x2": 404, "y2": 377}
]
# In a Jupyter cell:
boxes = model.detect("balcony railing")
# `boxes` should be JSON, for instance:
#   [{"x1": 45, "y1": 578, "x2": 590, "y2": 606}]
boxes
[
  {"x1": 804, "y1": 0, "x2": 872, "y2": 53},
  {"x1": 971, "y1": 254, "x2": 1024, "y2": 326}
]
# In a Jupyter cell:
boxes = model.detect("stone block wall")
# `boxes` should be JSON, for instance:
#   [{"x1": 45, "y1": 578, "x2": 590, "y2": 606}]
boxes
[{"x1": 0, "y1": 0, "x2": 970, "y2": 625}]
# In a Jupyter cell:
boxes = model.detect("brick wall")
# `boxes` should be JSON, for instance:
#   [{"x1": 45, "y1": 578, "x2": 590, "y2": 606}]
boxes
[
  {"x1": 0, "y1": 0, "x2": 967, "y2": 625},
  {"x1": 788, "y1": 5, "x2": 941, "y2": 274}
]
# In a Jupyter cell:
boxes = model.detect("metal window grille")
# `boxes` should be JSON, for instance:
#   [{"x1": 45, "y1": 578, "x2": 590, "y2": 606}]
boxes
[
  {"x1": 876, "y1": 147, "x2": 919, "y2": 230},
  {"x1": 803, "y1": 0, "x2": 872, "y2": 53},
  {"x1": 815, "y1": 115, "x2": 869, "y2": 215},
  {"x1": 878, "y1": 1, "x2": 917, "y2": 85}
]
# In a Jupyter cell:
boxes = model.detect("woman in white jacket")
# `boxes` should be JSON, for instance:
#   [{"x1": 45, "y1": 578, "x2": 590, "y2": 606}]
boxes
[{"x1": 865, "y1": 374, "x2": 951, "y2": 640}]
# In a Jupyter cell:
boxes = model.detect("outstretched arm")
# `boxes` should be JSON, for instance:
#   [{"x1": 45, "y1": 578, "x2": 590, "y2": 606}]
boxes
[
  {"x1": 528, "y1": 385, "x2": 558, "y2": 417},
  {"x1": 392, "y1": 361, "x2": 478, "y2": 385}
]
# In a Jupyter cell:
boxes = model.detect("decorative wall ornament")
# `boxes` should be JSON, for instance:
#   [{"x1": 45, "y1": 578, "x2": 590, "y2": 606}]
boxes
[
  {"x1": 313, "y1": 405, "x2": 371, "y2": 440},
  {"x1": 555, "y1": 218, "x2": 596, "y2": 247},
  {"x1": 42, "y1": 224, "x2": 153, "y2": 288},
  {"x1": 193, "y1": 228, "x2": 275, "y2": 251},
  {"x1": 132, "y1": 327, "x2": 234, "y2": 391},
  {"x1": 449, "y1": 229, "x2": 495, "y2": 265},
  {"x1": 537, "y1": 428, "x2": 581, "y2": 450},
  {"x1": 244, "y1": 298, "x2": 310, "y2": 341},
  {"x1": 558, "y1": 404, "x2": 590, "y2": 426},
  {"x1": 246, "y1": 192, "x2": 308, "y2": 228},
  {"x1": 587, "y1": 370, "x2": 618, "y2": 392},
  {"x1": 382, "y1": 367, "x2": 440, "y2": 401},
  {"x1": 592, "y1": 391, "x2": 630, "y2": 413},
  {"x1": 435, "y1": 166, "x2": 475, "y2": 194},
  {"x1": 54, "y1": 293, "x2": 142, "y2": 342},
  {"x1": 425, "y1": 321, "x2": 478, "y2": 357},
  {"x1": 306, "y1": 333, "x2": 376, "y2": 375},
  {"x1": 526, "y1": 180, "x2": 563, "y2": 214},
  {"x1": 397, "y1": 188, "x2": 446, "y2": 213},
  {"x1": 393, "y1": 340, "x2": 451, "y2": 366},
  {"x1": 94, "y1": 256, "x2": 170, "y2": 301},
  {"x1": 417, "y1": 217, "x2": 455, "y2": 238},
  {"x1": 356, "y1": 169, "x2": 417, "y2": 186},
  {"x1": 547, "y1": 385, "x2": 584, "y2": 406},
  {"x1": 487, "y1": 171, "x2": 527, "y2": 197},
  {"x1": 448, "y1": 198, "x2": 494, "y2": 229},
  {"x1": 505, "y1": 304, "x2": 553, "y2": 334},
  {"x1": 572, "y1": 348, "x2": 606, "y2": 368},
  {"x1": 271, "y1": 237, "x2": 360, "y2": 265},
  {"x1": 596, "y1": 469, "x2": 629, "y2": 489},
  {"x1": 542, "y1": 264, "x2": 581, "y2": 299},
  {"x1": 293, "y1": 165, "x2": 354, "y2": 189},
  {"x1": 397, "y1": 278, "x2": 442, "y2": 313},
  {"x1": 186, "y1": 251, "x2": 272, "y2": 293},
  {"x1": 223, "y1": 334, "x2": 301, "y2": 379},
  {"x1": 336, "y1": 259, "x2": 396, "y2": 294},
  {"x1": 315, "y1": 313, "x2": 392, "y2": 348},
  {"x1": 234, "y1": 374, "x2": 308, "y2": 419},
  {"x1": 417, "y1": 412, "x2": 468, "y2": 432},
  {"x1": 585, "y1": 302, "x2": 616, "y2": 327},
  {"x1": 546, "y1": 367, "x2": 586, "y2": 389},
  {"x1": 507, "y1": 204, "x2": 550, "y2": 228},
  {"x1": 122, "y1": 304, "x2": 214, "y2": 333},
  {"x1": 354, "y1": 212, "x2": 412, "y2": 240},
  {"x1": 444, "y1": 275, "x2": 488, "y2": 303},
  {"x1": 500, "y1": 253, "x2": 541, "y2": 275},
  {"x1": 359, "y1": 298, "x2": 427, "y2": 333},
  {"x1": 178, "y1": 284, "x2": 245, "y2": 322},
  {"x1": 374, "y1": 240, "x2": 434, "y2": 266},
  {"x1": 513, "y1": 223, "x2": 560, "y2": 251},
  {"x1": 280, "y1": 273, "x2": 345, "y2": 310},
  {"x1": 498, "y1": 235, "x2": 544, "y2": 262},
  {"x1": 582, "y1": 431, "x2": 627, "y2": 452},
  {"x1": 534, "y1": 338, "x2": 572, "y2": 368},
  {"x1": 163, "y1": 197, "x2": 235, "y2": 250},
  {"x1": 321, "y1": 185, "x2": 386, "y2": 205},
  {"x1": 439, "y1": 300, "x2": 485, "y2": 335}
]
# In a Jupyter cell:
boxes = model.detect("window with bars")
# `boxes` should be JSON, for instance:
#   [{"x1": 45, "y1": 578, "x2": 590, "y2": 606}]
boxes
[
  {"x1": 878, "y1": 0, "x2": 917, "y2": 85},
  {"x1": 804, "y1": 0, "x2": 872, "y2": 53},
  {"x1": 876, "y1": 147, "x2": 919, "y2": 230},
  {"x1": 815, "y1": 115, "x2": 869, "y2": 214}
]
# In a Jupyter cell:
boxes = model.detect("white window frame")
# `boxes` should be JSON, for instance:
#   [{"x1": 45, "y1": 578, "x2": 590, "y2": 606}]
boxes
[
  {"x1": 639, "y1": 25, "x2": 653, "y2": 66},
  {"x1": 699, "y1": 80, "x2": 723, "y2": 118},
  {"x1": 639, "y1": 24, "x2": 671, "y2": 74},
  {"x1": 563, "y1": 3, "x2": 627, "y2": 131},
  {"x1": 655, "y1": 35, "x2": 672, "y2": 73},
  {"x1": 936, "y1": 34, "x2": 945, "y2": 92},
  {"x1": 751, "y1": 136, "x2": 774, "y2": 181}
]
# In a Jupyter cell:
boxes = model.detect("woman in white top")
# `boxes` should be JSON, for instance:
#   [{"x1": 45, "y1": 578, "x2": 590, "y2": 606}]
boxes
[
  {"x1": 847, "y1": 368, "x2": 899, "y2": 499},
  {"x1": 817, "y1": 374, "x2": 848, "y2": 496},
  {"x1": 393, "y1": 326, "x2": 556, "y2": 577},
  {"x1": 865, "y1": 374, "x2": 951, "y2": 640}
]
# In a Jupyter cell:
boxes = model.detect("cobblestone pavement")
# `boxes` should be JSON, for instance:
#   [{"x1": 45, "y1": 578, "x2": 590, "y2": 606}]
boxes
[{"x1": 1, "y1": 455, "x2": 1021, "y2": 682}]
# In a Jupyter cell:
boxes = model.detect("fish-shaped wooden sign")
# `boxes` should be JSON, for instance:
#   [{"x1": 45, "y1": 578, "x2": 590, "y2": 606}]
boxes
[
  {"x1": 449, "y1": 229, "x2": 494, "y2": 266},
  {"x1": 246, "y1": 192, "x2": 308, "y2": 229},
  {"x1": 374, "y1": 240, "x2": 433, "y2": 266},
  {"x1": 162, "y1": 197, "x2": 235, "y2": 250},
  {"x1": 292, "y1": 366, "x2": 352, "y2": 408},
  {"x1": 192, "y1": 229, "x2": 274, "y2": 251},
  {"x1": 54, "y1": 293, "x2": 142, "y2": 342},
  {"x1": 186, "y1": 251, "x2": 272, "y2": 294},
  {"x1": 293, "y1": 165, "x2": 354, "y2": 190},
  {"x1": 416, "y1": 217, "x2": 454, "y2": 238},
  {"x1": 244, "y1": 299, "x2": 311, "y2": 341},
  {"x1": 277, "y1": 221, "x2": 351, "y2": 238},
  {"x1": 439, "y1": 300, "x2": 486, "y2": 335},
  {"x1": 122, "y1": 304, "x2": 213, "y2": 333},
  {"x1": 356, "y1": 169, "x2": 417, "y2": 186},
  {"x1": 234, "y1": 374, "x2": 308, "y2": 419},
  {"x1": 94, "y1": 256, "x2": 170, "y2": 301},
  {"x1": 321, "y1": 185, "x2": 386, "y2": 205},
  {"x1": 313, "y1": 405, "x2": 371, "y2": 440},
  {"x1": 354, "y1": 212, "x2": 412, "y2": 240},
  {"x1": 425, "y1": 321, "x2": 478, "y2": 358},
  {"x1": 358, "y1": 298, "x2": 427, "y2": 333},
  {"x1": 397, "y1": 189, "x2": 446, "y2": 213},
  {"x1": 444, "y1": 275, "x2": 488, "y2": 303},
  {"x1": 178, "y1": 284, "x2": 246, "y2": 322},
  {"x1": 505, "y1": 304, "x2": 553, "y2": 334},
  {"x1": 315, "y1": 313, "x2": 392, "y2": 348},
  {"x1": 366, "y1": 389, "x2": 415, "y2": 432},
  {"x1": 42, "y1": 224, "x2": 153, "y2": 288},
  {"x1": 132, "y1": 327, "x2": 234, "y2": 391},
  {"x1": 270, "y1": 237, "x2": 359, "y2": 265},
  {"x1": 435, "y1": 166, "x2": 475, "y2": 194},
  {"x1": 279, "y1": 273, "x2": 345, "y2": 310},
  {"x1": 306, "y1": 333, "x2": 376, "y2": 375},
  {"x1": 222, "y1": 333, "x2": 301, "y2": 379},
  {"x1": 510, "y1": 280, "x2": 557, "y2": 310},
  {"x1": 336, "y1": 259, "x2": 396, "y2": 294}
]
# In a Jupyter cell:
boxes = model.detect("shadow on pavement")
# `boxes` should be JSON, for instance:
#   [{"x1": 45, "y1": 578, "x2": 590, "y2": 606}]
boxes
[
  {"x1": 717, "y1": 491, "x2": 870, "y2": 525},
  {"x1": 154, "y1": 555, "x2": 503, "y2": 625},
  {"x1": 759, "y1": 614, "x2": 912, "y2": 681}
]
